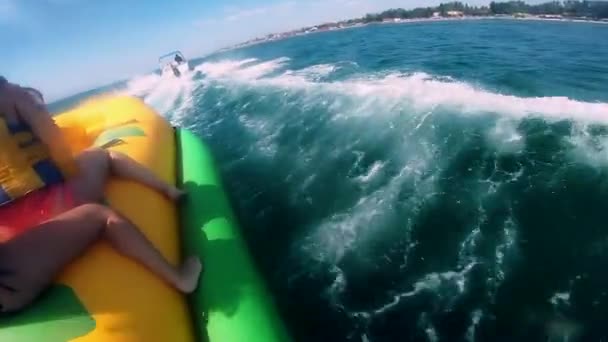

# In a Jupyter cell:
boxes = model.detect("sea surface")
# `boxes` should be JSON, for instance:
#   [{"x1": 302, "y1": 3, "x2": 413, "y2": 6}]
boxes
[{"x1": 51, "y1": 19, "x2": 608, "y2": 341}]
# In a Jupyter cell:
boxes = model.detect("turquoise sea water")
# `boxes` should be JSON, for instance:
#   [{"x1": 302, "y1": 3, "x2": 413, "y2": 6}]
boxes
[{"x1": 52, "y1": 19, "x2": 608, "y2": 341}]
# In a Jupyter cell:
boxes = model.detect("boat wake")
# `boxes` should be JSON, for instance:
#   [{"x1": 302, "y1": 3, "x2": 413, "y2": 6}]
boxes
[{"x1": 119, "y1": 56, "x2": 608, "y2": 341}]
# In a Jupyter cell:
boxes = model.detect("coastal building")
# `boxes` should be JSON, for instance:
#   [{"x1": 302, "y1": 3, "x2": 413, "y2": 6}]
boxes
[
  {"x1": 446, "y1": 11, "x2": 464, "y2": 17},
  {"x1": 539, "y1": 14, "x2": 563, "y2": 19},
  {"x1": 317, "y1": 23, "x2": 334, "y2": 31}
]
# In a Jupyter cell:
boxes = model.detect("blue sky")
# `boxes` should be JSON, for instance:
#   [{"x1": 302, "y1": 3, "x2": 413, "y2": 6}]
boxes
[{"x1": 1, "y1": 0, "x2": 536, "y2": 101}]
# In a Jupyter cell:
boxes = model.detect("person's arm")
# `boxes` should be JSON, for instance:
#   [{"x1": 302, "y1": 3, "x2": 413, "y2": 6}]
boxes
[
  {"x1": 15, "y1": 89, "x2": 63, "y2": 146},
  {"x1": 12, "y1": 85, "x2": 77, "y2": 176},
  {"x1": 0, "y1": 80, "x2": 76, "y2": 176}
]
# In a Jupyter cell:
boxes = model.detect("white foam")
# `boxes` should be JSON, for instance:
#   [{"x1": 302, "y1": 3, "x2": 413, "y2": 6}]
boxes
[
  {"x1": 299, "y1": 173, "x2": 317, "y2": 194},
  {"x1": 237, "y1": 114, "x2": 280, "y2": 157},
  {"x1": 326, "y1": 265, "x2": 348, "y2": 307},
  {"x1": 367, "y1": 262, "x2": 478, "y2": 317},
  {"x1": 566, "y1": 124, "x2": 608, "y2": 168},
  {"x1": 122, "y1": 73, "x2": 162, "y2": 96},
  {"x1": 466, "y1": 309, "x2": 483, "y2": 342},
  {"x1": 495, "y1": 217, "x2": 518, "y2": 280},
  {"x1": 195, "y1": 58, "x2": 259, "y2": 77},
  {"x1": 199, "y1": 57, "x2": 289, "y2": 80},
  {"x1": 119, "y1": 70, "x2": 199, "y2": 125},
  {"x1": 550, "y1": 292, "x2": 571, "y2": 306},
  {"x1": 414, "y1": 313, "x2": 439, "y2": 342},
  {"x1": 355, "y1": 161, "x2": 385, "y2": 183},
  {"x1": 285, "y1": 63, "x2": 337, "y2": 80},
  {"x1": 426, "y1": 328, "x2": 438, "y2": 342},
  {"x1": 486, "y1": 216, "x2": 519, "y2": 301},
  {"x1": 199, "y1": 58, "x2": 608, "y2": 124},
  {"x1": 486, "y1": 118, "x2": 525, "y2": 154},
  {"x1": 122, "y1": 58, "x2": 608, "y2": 132},
  {"x1": 119, "y1": 59, "x2": 606, "y2": 338},
  {"x1": 330, "y1": 74, "x2": 608, "y2": 123},
  {"x1": 306, "y1": 152, "x2": 436, "y2": 265},
  {"x1": 458, "y1": 223, "x2": 482, "y2": 267},
  {"x1": 414, "y1": 111, "x2": 434, "y2": 131}
]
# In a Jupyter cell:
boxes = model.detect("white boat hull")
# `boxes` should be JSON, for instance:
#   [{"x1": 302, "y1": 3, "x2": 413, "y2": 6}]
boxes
[{"x1": 161, "y1": 61, "x2": 193, "y2": 78}]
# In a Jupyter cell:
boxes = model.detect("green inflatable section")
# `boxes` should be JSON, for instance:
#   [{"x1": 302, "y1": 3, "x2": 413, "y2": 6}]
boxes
[
  {"x1": 176, "y1": 129, "x2": 290, "y2": 342},
  {"x1": 0, "y1": 285, "x2": 95, "y2": 342}
]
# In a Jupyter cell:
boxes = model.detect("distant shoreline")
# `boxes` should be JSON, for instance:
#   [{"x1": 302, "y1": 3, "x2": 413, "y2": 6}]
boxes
[{"x1": 221, "y1": 15, "x2": 608, "y2": 52}]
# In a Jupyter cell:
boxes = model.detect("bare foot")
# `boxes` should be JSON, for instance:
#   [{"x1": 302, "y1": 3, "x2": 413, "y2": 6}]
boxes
[
  {"x1": 176, "y1": 256, "x2": 202, "y2": 293},
  {"x1": 165, "y1": 187, "x2": 186, "y2": 202}
]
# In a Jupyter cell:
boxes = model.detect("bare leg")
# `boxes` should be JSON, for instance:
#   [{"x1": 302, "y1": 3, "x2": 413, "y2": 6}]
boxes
[
  {"x1": 69, "y1": 148, "x2": 184, "y2": 203},
  {"x1": 0, "y1": 204, "x2": 201, "y2": 313},
  {"x1": 99, "y1": 204, "x2": 201, "y2": 293},
  {"x1": 106, "y1": 150, "x2": 184, "y2": 200}
]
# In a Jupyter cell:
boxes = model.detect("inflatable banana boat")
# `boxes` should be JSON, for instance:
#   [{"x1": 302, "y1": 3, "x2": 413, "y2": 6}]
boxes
[{"x1": 0, "y1": 96, "x2": 290, "y2": 342}]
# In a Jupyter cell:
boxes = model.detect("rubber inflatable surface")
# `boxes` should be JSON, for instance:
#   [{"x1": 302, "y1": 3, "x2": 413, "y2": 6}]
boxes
[
  {"x1": 0, "y1": 96, "x2": 193, "y2": 342},
  {"x1": 178, "y1": 129, "x2": 291, "y2": 342}
]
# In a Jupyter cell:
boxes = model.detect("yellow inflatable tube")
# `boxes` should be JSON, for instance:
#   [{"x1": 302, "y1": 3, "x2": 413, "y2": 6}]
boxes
[{"x1": 0, "y1": 96, "x2": 193, "y2": 341}]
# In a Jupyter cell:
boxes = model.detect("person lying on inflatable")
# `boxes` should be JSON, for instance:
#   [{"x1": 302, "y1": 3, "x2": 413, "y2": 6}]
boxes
[{"x1": 0, "y1": 77, "x2": 202, "y2": 314}]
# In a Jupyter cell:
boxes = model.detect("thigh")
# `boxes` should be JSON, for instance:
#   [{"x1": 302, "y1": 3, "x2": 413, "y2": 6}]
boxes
[
  {"x1": 0, "y1": 204, "x2": 107, "y2": 313},
  {"x1": 68, "y1": 148, "x2": 110, "y2": 204}
]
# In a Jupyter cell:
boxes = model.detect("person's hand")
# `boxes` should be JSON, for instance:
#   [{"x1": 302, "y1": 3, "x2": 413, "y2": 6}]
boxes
[
  {"x1": 0, "y1": 79, "x2": 46, "y2": 122},
  {"x1": 0, "y1": 79, "x2": 77, "y2": 177}
]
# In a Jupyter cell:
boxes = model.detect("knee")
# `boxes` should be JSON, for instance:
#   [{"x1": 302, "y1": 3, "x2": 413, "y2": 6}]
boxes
[
  {"x1": 75, "y1": 203, "x2": 118, "y2": 235},
  {"x1": 95, "y1": 147, "x2": 111, "y2": 163},
  {"x1": 77, "y1": 203, "x2": 113, "y2": 221},
  {"x1": 82, "y1": 148, "x2": 111, "y2": 171},
  {"x1": 80, "y1": 203, "x2": 122, "y2": 220}
]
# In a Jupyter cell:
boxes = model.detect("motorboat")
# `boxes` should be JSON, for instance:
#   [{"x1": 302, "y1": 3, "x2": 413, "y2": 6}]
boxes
[{"x1": 159, "y1": 51, "x2": 192, "y2": 77}]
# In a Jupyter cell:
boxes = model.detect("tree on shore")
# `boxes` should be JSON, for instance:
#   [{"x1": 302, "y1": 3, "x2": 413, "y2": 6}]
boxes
[{"x1": 360, "y1": 1, "x2": 608, "y2": 23}]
